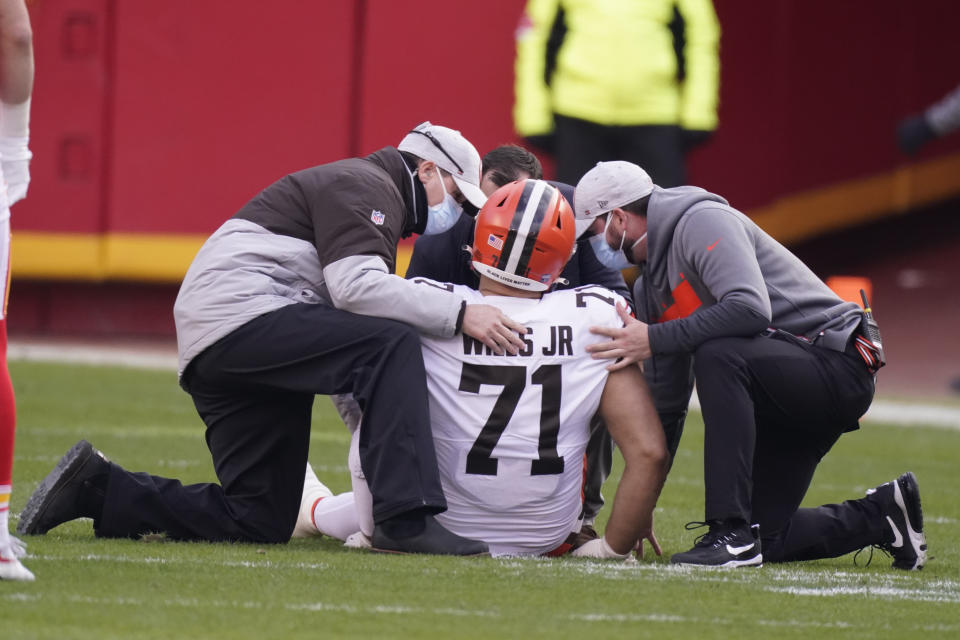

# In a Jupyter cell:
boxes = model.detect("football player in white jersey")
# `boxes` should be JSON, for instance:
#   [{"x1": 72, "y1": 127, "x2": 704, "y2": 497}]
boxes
[
  {"x1": 0, "y1": 0, "x2": 33, "y2": 582},
  {"x1": 298, "y1": 179, "x2": 668, "y2": 558}
]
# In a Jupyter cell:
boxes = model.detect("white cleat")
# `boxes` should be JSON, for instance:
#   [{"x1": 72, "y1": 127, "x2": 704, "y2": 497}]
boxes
[
  {"x1": 8, "y1": 535, "x2": 27, "y2": 558},
  {"x1": 0, "y1": 546, "x2": 35, "y2": 581},
  {"x1": 291, "y1": 463, "x2": 334, "y2": 539},
  {"x1": 344, "y1": 531, "x2": 372, "y2": 549}
]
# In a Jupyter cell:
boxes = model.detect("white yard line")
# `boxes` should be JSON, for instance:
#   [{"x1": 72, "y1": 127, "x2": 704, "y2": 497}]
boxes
[
  {"x1": 6, "y1": 555, "x2": 957, "y2": 631},
  {"x1": 9, "y1": 338, "x2": 960, "y2": 429},
  {"x1": 3, "y1": 590, "x2": 958, "y2": 633},
  {"x1": 8, "y1": 340, "x2": 179, "y2": 371},
  {"x1": 765, "y1": 585, "x2": 960, "y2": 604}
]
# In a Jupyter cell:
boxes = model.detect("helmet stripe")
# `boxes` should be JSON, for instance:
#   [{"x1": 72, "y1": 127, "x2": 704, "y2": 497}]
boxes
[
  {"x1": 513, "y1": 183, "x2": 556, "y2": 277},
  {"x1": 502, "y1": 181, "x2": 551, "y2": 277},
  {"x1": 495, "y1": 179, "x2": 537, "y2": 271}
]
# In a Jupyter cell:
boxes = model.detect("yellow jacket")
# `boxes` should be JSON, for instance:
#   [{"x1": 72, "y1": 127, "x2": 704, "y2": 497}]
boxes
[{"x1": 513, "y1": 0, "x2": 721, "y2": 137}]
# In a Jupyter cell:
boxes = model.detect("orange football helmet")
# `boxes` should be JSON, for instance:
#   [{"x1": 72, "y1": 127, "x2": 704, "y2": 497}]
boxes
[{"x1": 472, "y1": 180, "x2": 576, "y2": 291}]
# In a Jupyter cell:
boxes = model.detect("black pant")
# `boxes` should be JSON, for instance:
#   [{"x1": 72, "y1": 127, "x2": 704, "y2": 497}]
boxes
[
  {"x1": 553, "y1": 115, "x2": 686, "y2": 187},
  {"x1": 694, "y1": 333, "x2": 880, "y2": 562},
  {"x1": 96, "y1": 303, "x2": 446, "y2": 542},
  {"x1": 582, "y1": 414, "x2": 614, "y2": 523}
]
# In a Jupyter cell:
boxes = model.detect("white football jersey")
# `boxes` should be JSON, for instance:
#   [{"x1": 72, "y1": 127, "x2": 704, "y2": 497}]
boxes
[{"x1": 414, "y1": 279, "x2": 627, "y2": 556}]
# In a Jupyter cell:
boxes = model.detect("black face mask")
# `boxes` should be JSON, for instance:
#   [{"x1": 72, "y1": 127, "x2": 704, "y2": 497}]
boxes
[
  {"x1": 407, "y1": 175, "x2": 429, "y2": 236},
  {"x1": 398, "y1": 152, "x2": 430, "y2": 237}
]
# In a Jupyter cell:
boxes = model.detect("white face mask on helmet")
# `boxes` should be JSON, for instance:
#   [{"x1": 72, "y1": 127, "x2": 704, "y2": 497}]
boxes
[{"x1": 423, "y1": 169, "x2": 464, "y2": 235}]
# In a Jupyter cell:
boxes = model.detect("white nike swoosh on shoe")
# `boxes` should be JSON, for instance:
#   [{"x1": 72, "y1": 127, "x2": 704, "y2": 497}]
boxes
[
  {"x1": 886, "y1": 516, "x2": 904, "y2": 548},
  {"x1": 892, "y1": 480, "x2": 927, "y2": 566},
  {"x1": 726, "y1": 542, "x2": 755, "y2": 555}
]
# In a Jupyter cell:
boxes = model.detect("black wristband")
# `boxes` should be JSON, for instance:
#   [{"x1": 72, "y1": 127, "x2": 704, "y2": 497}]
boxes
[{"x1": 455, "y1": 300, "x2": 467, "y2": 334}]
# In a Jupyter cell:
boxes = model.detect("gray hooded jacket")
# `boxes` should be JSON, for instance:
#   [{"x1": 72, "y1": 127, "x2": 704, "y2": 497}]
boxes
[
  {"x1": 634, "y1": 186, "x2": 865, "y2": 448},
  {"x1": 173, "y1": 148, "x2": 465, "y2": 379}
]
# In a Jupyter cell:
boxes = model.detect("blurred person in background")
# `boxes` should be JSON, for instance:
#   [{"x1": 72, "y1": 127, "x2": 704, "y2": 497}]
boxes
[
  {"x1": 574, "y1": 161, "x2": 926, "y2": 570},
  {"x1": 897, "y1": 82, "x2": 960, "y2": 155},
  {"x1": 513, "y1": 0, "x2": 720, "y2": 186},
  {"x1": 0, "y1": 0, "x2": 34, "y2": 582},
  {"x1": 896, "y1": 83, "x2": 960, "y2": 395},
  {"x1": 18, "y1": 122, "x2": 531, "y2": 556}
]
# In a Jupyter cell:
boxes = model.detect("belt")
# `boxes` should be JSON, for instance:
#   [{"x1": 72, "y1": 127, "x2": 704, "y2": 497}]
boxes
[{"x1": 846, "y1": 331, "x2": 883, "y2": 374}]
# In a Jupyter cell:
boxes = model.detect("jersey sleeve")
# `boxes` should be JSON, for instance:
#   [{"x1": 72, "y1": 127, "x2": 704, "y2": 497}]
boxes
[{"x1": 569, "y1": 284, "x2": 629, "y2": 330}]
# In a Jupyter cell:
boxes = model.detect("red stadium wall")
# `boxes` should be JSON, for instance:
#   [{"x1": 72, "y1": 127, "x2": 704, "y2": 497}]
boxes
[{"x1": 9, "y1": 0, "x2": 960, "y2": 337}]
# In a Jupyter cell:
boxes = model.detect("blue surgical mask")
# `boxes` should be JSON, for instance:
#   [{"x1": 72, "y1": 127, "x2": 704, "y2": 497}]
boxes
[
  {"x1": 589, "y1": 232, "x2": 632, "y2": 270},
  {"x1": 423, "y1": 170, "x2": 463, "y2": 235},
  {"x1": 588, "y1": 215, "x2": 633, "y2": 270}
]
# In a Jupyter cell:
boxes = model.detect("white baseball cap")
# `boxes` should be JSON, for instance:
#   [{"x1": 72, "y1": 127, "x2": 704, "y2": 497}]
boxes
[
  {"x1": 398, "y1": 121, "x2": 487, "y2": 209},
  {"x1": 574, "y1": 218, "x2": 594, "y2": 238},
  {"x1": 574, "y1": 161, "x2": 655, "y2": 221}
]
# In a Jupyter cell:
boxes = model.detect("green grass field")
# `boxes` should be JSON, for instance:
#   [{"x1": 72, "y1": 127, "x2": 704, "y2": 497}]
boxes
[{"x1": 2, "y1": 360, "x2": 958, "y2": 639}]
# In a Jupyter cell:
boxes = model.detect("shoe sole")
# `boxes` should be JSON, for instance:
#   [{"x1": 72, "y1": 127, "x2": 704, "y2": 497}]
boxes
[
  {"x1": 893, "y1": 472, "x2": 927, "y2": 570},
  {"x1": 897, "y1": 472, "x2": 924, "y2": 532},
  {"x1": 16, "y1": 440, "x2": 94, "y2": 535},
  {"x1": 672, "y1": 554, "x2": 763, "y2": 569}
]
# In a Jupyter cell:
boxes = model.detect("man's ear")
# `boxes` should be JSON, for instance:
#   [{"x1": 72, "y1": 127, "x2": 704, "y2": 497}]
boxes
[
  {"x1": 416, "y1": 160, "x2": 438, "y2": 184},
  {"x1": 610, "y1": 207, "x2": 628, "y2": 230}
]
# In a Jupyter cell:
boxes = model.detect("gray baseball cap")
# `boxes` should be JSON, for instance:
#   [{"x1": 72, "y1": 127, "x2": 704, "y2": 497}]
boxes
[
  {"x1": 398, "y1": 121, "x2": 487, "y2": 209},
  {"x1": 574, "y1": 161, "x2": 655, "y2": 220}
]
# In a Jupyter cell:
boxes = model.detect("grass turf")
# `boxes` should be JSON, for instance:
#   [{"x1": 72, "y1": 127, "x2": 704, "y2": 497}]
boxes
[{"x1": 2, "y1": 360, "x2": 958, "y2": 639}]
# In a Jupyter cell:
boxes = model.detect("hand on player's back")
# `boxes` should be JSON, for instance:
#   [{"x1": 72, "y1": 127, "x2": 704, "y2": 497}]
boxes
[
  {"x1": 461, "y1": 304, "x2": 528, "y2": 355},
  {"x1": 587, "y1": 302, "x2": 651, "y2": 370}
]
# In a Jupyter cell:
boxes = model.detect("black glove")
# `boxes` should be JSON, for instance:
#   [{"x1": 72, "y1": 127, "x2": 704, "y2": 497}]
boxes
[
  {"x1": 523, "y1": 134, "x2": 556, "y2": 155},
  {"x1": 897, "y1": 114, "x2": 937, "y2": 155},
  {"x1": 680, "y1": 128, "x2": 713, "y2": 153}
]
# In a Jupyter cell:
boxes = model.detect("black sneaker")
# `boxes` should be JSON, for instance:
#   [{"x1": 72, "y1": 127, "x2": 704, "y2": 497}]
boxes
[
  {"x1": 670, "y1": 521, "x2": 763, "y2": 568},
  {"x1": 866, "y1": 472, "x2": 927, "y2": 570},
  {"x1": 372, "y1": 515, "x2": 488, "y2": 556},
  {"x1": 17, "y1": 440, "x2": 111, "y2": 535}
]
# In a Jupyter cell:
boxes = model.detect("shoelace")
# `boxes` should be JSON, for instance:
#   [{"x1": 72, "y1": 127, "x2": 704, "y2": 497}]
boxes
[
  {"x1": 853, "y1": 544, "x2": 890, "y2": 567},
  {"x1": 683, "y1": 521, "x2": 727, "y2": 547}
]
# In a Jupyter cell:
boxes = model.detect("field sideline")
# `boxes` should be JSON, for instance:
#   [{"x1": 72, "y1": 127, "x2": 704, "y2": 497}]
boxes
[{"x1": 2, "y1": 359, "x2": 958, "y2": 639}]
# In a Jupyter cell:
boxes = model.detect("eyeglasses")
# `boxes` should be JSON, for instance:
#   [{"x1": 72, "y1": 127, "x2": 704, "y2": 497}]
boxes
[{"x1": 408, "y1": 128, "x2": 464, "y2": 174}]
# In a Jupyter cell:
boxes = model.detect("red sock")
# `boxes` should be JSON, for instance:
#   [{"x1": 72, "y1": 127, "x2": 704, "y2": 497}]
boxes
[{"x1": 0, "y1": 319, "x2": 15, "y2": 487}]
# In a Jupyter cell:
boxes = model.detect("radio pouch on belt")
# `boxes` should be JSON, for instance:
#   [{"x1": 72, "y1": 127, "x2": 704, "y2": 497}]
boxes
[{"x1": 854, "y1": 289, "x2": 886, "y2": 374}]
